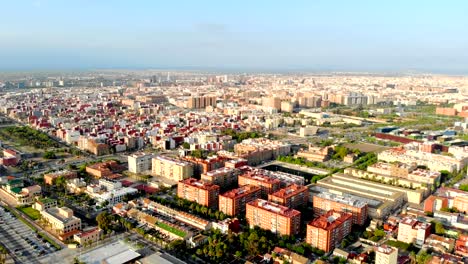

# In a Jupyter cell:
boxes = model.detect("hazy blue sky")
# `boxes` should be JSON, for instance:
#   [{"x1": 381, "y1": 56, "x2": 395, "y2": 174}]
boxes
[{"x1": 1, "y1": 0, "x2": 467, "y2": 72}]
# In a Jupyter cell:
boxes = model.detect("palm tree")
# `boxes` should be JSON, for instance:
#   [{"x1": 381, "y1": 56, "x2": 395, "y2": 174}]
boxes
[{"x1": 409, "y1": 251, "x2": 416, "y2": 264}]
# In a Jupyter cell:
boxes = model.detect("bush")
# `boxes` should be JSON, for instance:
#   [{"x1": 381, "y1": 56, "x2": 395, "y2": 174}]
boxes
[{"x1": 43, "y1": 151, "x2": 57, "y2": 159}]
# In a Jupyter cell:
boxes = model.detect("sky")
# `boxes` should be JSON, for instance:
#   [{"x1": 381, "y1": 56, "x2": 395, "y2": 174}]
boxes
[{"x1": 1, "y1": 0, "x2": 467, "y2": 72}]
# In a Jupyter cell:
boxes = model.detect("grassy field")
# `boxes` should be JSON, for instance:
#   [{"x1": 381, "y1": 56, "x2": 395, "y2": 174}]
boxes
[
  {"x1": 156, "y1": 222, "x2": 186, "y2": 238},
  {"x1": 17, "y1": 206, "x2": 41, "y2": 220},
  {"x1": 0, "y1": 126, "x2": 59, "y2": 153}
]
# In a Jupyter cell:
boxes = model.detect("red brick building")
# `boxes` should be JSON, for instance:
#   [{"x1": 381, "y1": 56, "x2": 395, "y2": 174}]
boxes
[
  {"x1": 312, "y1": 192, "x2": 368, "y2": 226},
  {"x1": 238, "y1": 172, "x2": 281, "y2": 199},
  {"x1": 246, "y1": 199, "x2": 301, "y2": 236},
  {"x1": 219, "y1": 185, "x2": 261, "y2": 216},
  {"x1": 306, "y1": 210, "x2": 352, "y2": 252},
  {"x1": 177, "y1": 178, "x2": 220, "y2": 209},
  {"x1": 268, "y1": 184, "x2": 308, "y2": 209}
]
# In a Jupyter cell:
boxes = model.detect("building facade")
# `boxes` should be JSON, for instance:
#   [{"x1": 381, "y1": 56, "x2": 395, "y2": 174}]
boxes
[
  {"x1": 152, "y1": 156, "x2": 194, "y2": 181},
  {"x1": 177, "y1": 178, "x2": 220, "y2": 209},
  {"x1": 219, "y1": 185, "x2": 261, "y2": 216},
  {"x1": 268, "y1": 184, "x2": 308, "y2": 209},
  {"x1": 128, "y1": 152, "x2": 153, "y2": 174},
  {"x1": 312, "y1": 192, "x2": 368, "y2": 226},
  {"x1": 306, "y1": 210, "x2": 352, "y2": 252},
  {"x1": 397, "y1": 217, "x2": 431, "y2": 247},
  {"x1": 246, "y1": 199, "x2": 301, "y2": 236}
]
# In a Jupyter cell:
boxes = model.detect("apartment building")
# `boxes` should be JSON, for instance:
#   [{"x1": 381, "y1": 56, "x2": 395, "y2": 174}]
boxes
[
  {"x1": 312, "y1": 192, "x2": 368, "y2": 226},
  {"x1": 182, "y1": 155, "x2": 226, "y2": 176},
  {"x1": 306, "y1": 210, "x2": 352, "y2": 252},
  {"x1": 296, "y1": 146, "x2": 333, "y2": 162},
  {"x1": 128, "y1": 152, "x2": 153, "y2": 174},
  {"x1": 397, "y1": 217, "x2": 431, "y2": 247},
  {"x1": 367, "y1": 162, "x2": 440, "y2": 186},
  {"x1": 268, "y1": 184, "x2": 308, "y2": 209},
  {"x1": 424, "y1": 195, "x2": 449, "y2": 213},
  {"x1": 234, "y1": 138, "x2": 291, "y2": 165},
  {"x1": 152, "y1": 155, "x2": 194, "y2": 181},
  {"x1": 378, "y1": 147, "x2": 467, "y2": 172},
  {"x1": 41, "y1": 207, "x2": 82, "y2": 241},
  {"x1": 454, "y1": 195, "x2": 468, "y2": 214},
  {"x1": 238, "y1": 171, "x2": 281, "y2": 198},
  {"x1": 201, "y1": 167, "x2": 241, "y2": 189},
  {"x1": 246, "y1": 199, "x2": 301, "y2": 236},
  {"x1": 239, "y1": 166, "x2": 304, "y2": 188},
  {"x1": 219, "y1": 185, "x2": 261, "y2": 216},
  {"x1": 186, "y1": 96, "x2": 217, "y2": 109},
  {"x1": 177, "y1": 178, "x2": 220, "y2": 209},
  {"x1": 375, "y1": 245, "x2": 398, "y2": 264}
]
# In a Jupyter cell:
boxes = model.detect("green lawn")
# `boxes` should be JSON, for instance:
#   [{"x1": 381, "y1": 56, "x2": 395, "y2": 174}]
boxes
[
  {"x1": 18, "y1": 206, "x2": 41, "y2": 220},
  {"x1": 156, "y1": 222, "x2": 186, "y2": 238}
]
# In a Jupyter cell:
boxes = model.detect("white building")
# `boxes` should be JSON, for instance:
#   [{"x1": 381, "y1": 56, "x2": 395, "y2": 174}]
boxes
[
  {"x1": 375, "y1": 246, "x2": 398, "y2": 264},
  {"x1": 86, "y1": 179, "x2": 138, "y2": 206},
  {"x1": 128, "y1": 152, "x2": 153, "y2": 173}
]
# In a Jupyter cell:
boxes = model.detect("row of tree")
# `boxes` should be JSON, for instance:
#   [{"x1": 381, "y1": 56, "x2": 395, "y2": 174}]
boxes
[
  {"x1": 150, "y1": 196, "x2": 228, "y2": 221},
  {"x1": 0, "y1": 126, "x2": 60, "y2": 149}
]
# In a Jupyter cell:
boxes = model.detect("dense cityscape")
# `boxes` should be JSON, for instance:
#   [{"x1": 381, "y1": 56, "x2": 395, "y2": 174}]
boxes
[
  {"x1": 1, "y1": 1, "x2": 468, "y2": 264},
  {"x1": 0, "y1": 71, "x2": 467, "y2": 264}
]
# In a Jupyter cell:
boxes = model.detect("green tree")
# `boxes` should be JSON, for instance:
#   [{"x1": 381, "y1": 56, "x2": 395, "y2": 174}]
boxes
[
  {"x1": 54, "y1": 175, "x2": 67, "y2": 189},
  {"x1": 43, "y1": 151, "x2": 57, "y2": 159},
  {"x1": 96, "y1": 212, "x2": 113, "y2": 234},
  {"x1": 434, "y1": 221, "x2": 446, "y2": 235}
]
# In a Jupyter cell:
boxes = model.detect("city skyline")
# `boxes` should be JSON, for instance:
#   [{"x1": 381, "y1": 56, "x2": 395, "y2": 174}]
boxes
[{"x1": 1, "y1": 0, "x2": 467, "y2": 73}]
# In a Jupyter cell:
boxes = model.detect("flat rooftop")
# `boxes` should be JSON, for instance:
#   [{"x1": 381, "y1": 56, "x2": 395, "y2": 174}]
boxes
[
  {"x1": 248, "y1": 199, "x2": 300, "y2": 218},
  {"x1": 270, "y1": 184, "x2": 307, "y2": 199},
  {"x1": 221, "y1": 185, "x2": 260, "y2": 199},
  {"x1": 315, "y1": 191, "x2": 367, "y2": 208},
  {"x1": 78, "y1": 240, "x2": 141, "y2": 264},
  {"x1": 179, "y1": 178, "x2": 219, "y2": 190},
  {"x1": 154, "y1": 155, "x2": 192, "y2": 167}
]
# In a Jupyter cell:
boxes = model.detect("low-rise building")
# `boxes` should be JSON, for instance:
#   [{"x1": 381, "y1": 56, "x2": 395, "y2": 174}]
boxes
[
  {"x1": 44, "y1": 170, "x2": 77, "y2": 185},
  {"x1": 86, "y1": 179, "x2": 138, "y2": 206},
  {"x1": 424, "y1": 234, "x2": 455, "y2": 253},
  {"x1": 0, "y1": 179, "x2": 41, "y2": 205},
  {"x1": 41, "y1": 206, "x2": 82, "y2": 241},
  {"x1": 66, "y1": 178, "x2": 87, "y2": 194},
  {"x1": 86, "y1": 160, "x2": 125, "y2": 179},
  {"x1": 33, "y1": 198, "x2": 57, "y2": 211},
  {"x1": 74, "y1": 227, "x2": 103, "y2": 246}
]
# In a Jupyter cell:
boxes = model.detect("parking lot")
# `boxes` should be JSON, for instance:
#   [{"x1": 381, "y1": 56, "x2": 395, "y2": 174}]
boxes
[{"x1": 0, "y1": 206, "x2": 56, "y2": 264}]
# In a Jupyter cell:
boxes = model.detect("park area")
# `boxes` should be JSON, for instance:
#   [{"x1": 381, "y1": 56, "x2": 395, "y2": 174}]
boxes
[{"x1": 17, "y1": 206, "x2": 41, "y2": 220}]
